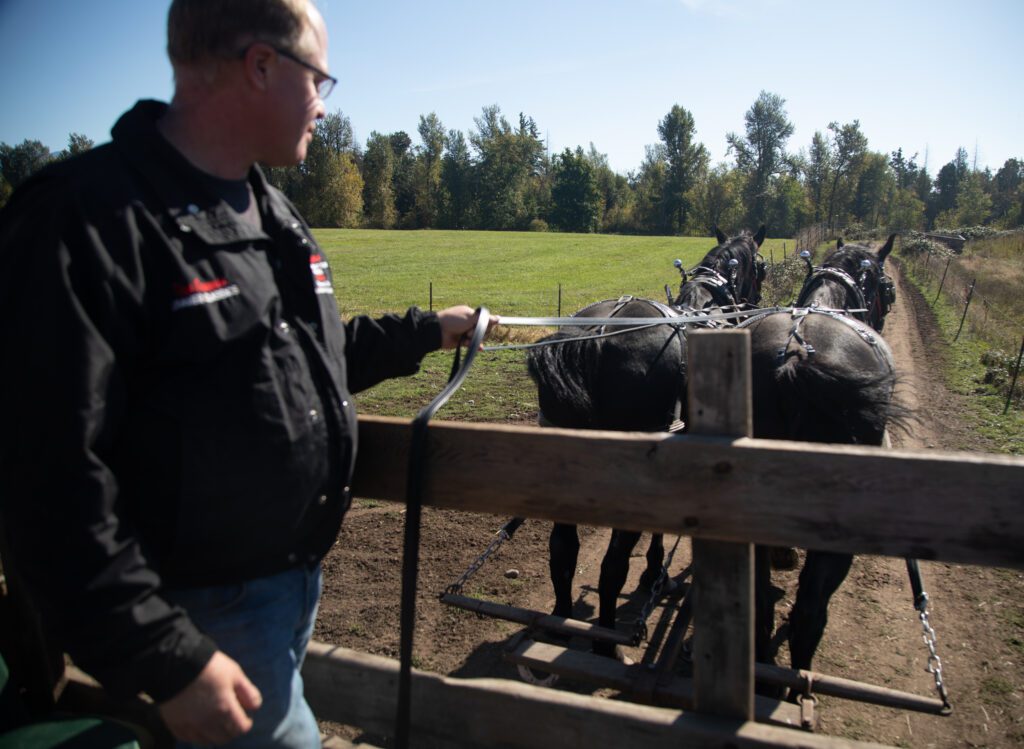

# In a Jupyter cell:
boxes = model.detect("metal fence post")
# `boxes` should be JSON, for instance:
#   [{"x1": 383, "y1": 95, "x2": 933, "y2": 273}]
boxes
[
  {"x1": 935, "y1": 258, "x2": 952, "y2": 302},
  {"x1": 1005, "y1": 334, "x2": 1024, "y2": 415},
  {"x1": 954, "y1": 279, "x2": 977, "y2": 342},
  {"x1": 557, "y1": 283, "x2": 562, "y2": 317},
  {"x1": 429, "y1": 281, "x2": 433, "y2": 311}
]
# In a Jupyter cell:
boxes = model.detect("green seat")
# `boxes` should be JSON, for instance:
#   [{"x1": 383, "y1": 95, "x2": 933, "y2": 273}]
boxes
[
  {"x1": 0, "y1": 717, "x2": 140, "y2": 749},
  {"x1": 0, "y1": 654, "x2": 140, "y2": 749}
]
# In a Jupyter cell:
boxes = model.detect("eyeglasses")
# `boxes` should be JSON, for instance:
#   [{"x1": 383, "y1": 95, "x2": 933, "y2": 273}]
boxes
[
  {"x1": 272, "y1": 46, "x2": 336, "y2": 99},
  {"x1": 241, "y1": 43, "x2": 337, "y2": 99}
]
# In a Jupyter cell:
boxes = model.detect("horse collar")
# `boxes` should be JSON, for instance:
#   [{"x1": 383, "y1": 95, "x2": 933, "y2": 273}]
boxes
[{"x1": 803, "y1": 267, "x2": 870, "y2": 323}]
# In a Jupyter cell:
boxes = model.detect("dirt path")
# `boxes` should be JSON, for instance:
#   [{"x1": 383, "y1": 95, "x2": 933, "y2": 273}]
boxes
[{"x1": 316, "y1": 258, "x2": 1024, "y2": 746}]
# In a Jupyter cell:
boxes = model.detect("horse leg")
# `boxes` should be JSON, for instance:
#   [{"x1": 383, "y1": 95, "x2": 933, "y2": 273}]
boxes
[
  {"x1": 788, "y1": 550, "x2": 854, "y2": 672},
  {"x1": 549, "y1": 523, "x2": 579, "y2": 621},
  {"x1": 638, "y1": 533, "x2": 665, "y2": 590},
  {"x1": 594, "y1": 529, "x2": 642, "y2": 657},
  {"x1": 754, "y1": 544, "x2": 775, "y2": 665}
]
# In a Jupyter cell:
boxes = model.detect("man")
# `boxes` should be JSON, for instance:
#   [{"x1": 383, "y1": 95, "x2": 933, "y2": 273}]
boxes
[{"x1": 0, "y1": 1, "x2": 489, "y2": 745}]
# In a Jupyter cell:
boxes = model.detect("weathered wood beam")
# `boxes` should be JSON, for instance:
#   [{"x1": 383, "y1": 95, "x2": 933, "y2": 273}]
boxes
[
  {"x1": 303, "y1": 641, "x2": 890, "y2": 748},
  {"x1": 689, "y1": 330, "x2": 755, "y2": 721},
  {"x1": 351, "y1": 419, "x2": 1024, "y2": 569},
  {"x1": 505, "y1": 638, "x2": 801, "y2": 730}
]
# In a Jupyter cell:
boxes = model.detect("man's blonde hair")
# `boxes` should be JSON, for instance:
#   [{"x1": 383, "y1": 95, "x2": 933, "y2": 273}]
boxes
[{"x1": 167, "y1": 0, "x2": 309, "y2": 65}]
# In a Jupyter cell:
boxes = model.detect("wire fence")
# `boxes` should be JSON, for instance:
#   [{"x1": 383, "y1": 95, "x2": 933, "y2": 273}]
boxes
[{"x1": 897, "y1": 235, "x2": 1023, "y2": 413}]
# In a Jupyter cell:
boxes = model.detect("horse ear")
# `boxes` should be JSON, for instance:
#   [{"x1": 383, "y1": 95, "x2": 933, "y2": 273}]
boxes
[
  {"x1": 714, "y1": 226, "x2": 728, "y2": 245},
  {"x1": 837, "y1": 237, "x2": 845, "y2": 249},
  {"x1": 878, "y1": 233, "x2": 896, "y2": 262},
  {"x1": 753, "y1": 224, "x2": 766, "y2": 247}
]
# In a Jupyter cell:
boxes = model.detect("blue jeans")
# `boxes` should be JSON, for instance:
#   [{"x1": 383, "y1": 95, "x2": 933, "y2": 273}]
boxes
[{"x1": 164, "y1": 565, "x2": 323, "y2": 749}]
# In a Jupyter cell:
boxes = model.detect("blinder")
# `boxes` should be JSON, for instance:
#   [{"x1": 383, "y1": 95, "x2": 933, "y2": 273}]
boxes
[
  {"x1": 755, "y1": 253, "x2": 767, "y2": 284},
  {"x1": 879, "y1": 273, "x2": 896, "y2": 315}
]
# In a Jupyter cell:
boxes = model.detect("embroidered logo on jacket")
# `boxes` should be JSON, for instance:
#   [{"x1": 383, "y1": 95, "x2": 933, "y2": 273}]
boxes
[
  {"x1": 171, "y1": 277, "x2": 241, "y2": 311},
  {"x1": 309, "y1": 254, "x2": 334, "y2": 295}
]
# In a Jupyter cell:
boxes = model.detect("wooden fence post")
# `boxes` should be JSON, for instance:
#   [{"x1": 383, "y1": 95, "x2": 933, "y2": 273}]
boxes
[{"x1": 688, "y1": 329, "x2": 754, "y2": 721}]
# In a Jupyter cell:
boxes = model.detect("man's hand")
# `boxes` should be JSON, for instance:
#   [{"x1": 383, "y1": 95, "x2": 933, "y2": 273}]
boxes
[
  {"x1": 158, "y1": 651, "x2": 262, "y2": 745},
  {"x1": 437, "y1": 305, "x2": 499, "y2": 350}
]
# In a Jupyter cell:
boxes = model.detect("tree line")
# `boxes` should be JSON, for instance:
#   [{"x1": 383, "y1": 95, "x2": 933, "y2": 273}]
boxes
[{"x1": 2, "y1": 91, "x2": 1022, "y2": 236}]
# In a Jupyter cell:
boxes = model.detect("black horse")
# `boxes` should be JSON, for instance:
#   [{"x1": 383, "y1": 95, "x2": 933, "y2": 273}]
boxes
[
  {"x1": 741, "y1": 234, "x2": 901, "y2": 672},
  {"x1": 526, "y1": 227, "x2": 766, "y2": 657}
]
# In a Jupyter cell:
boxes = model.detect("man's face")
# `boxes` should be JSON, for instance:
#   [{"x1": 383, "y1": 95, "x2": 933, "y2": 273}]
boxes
[{"x1": 262, "y1": 5, "x2": 329, "y2": 166}]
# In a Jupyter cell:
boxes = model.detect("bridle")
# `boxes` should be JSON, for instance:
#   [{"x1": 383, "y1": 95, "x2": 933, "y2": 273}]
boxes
[
  {"x1": 798, "y1": 255, "x2": 891, "y2": 333},
  {"x1": 674, "y1": 243, "x2": 766, "y2": 312}
]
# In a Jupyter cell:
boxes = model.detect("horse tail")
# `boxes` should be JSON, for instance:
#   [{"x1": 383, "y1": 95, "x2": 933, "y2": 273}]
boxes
[
  {"x1": 526, "y1": 333, "x2": 602, "y2": 428},
  {"x1": 770, "y1": 355, "x2": 909, "y2": 444}
]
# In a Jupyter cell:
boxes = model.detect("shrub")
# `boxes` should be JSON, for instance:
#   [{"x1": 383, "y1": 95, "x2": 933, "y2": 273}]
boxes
[
  {"x1": 528, "y1": 218, "x2": 549, "y2": 232},
  {"x1": 900, "y1": 235, "x2": 948, "y2": 258}
]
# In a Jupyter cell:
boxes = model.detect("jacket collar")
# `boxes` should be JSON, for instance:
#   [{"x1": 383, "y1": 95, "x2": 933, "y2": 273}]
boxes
[{"x1": 111, "y1": 100, "x2": 294, "y2": 246}]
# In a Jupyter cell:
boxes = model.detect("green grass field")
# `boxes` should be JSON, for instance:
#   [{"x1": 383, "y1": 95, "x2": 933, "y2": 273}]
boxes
[
  {"x1": 313, "y1": 228, "x2": 793, "y2": 421},
  {"x1": 316, "y1": 228, "x2": 793, "y2": 318}
]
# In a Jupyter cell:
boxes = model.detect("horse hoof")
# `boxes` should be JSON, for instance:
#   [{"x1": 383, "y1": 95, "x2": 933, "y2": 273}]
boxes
[
  {"x1": 638, "y1": 573, "x2": 681, "y2": 596},
  {"x1": 770, "y1": 547, "x2": 800, "y2": 571},
  {"x1": 615, "y1": 646, "x2": 635, "y2": 666},
  {"x1": 517, "y1": 664, "x2": 559, "y2": 687},
  {"x1": 593, "y1": 643, "x2": 634, "y2": 665}
]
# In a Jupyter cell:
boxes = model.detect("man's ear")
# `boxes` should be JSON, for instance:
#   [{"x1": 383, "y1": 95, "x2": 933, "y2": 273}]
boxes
[{"x1": 242, "y1": 43, "x2": 276, "y2": 92}]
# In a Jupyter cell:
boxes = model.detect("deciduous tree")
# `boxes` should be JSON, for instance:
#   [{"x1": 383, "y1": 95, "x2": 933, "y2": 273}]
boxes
[
  {"x1": 824, "y1": 120, "x2": 868, "y2": 230},
  {"x1": 726, "y1": 91, "x2": 794, "y2": 228},
  {"x1": 0, "y1": 139, "x2": 52, "y2": 189}
]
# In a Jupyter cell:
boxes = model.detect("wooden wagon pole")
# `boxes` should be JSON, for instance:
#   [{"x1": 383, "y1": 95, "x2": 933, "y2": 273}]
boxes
[{"x1": 688, "y1": 329, "x2": 755, "y2": 721}]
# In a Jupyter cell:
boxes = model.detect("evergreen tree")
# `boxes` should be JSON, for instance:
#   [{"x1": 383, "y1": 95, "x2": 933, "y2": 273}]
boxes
[
  {"x1": 362, "y1": 132, "x2": 398, "y2": 228},
  {"x1": 439, "y1": 129, "x2": 475, "y2": 229},
  {"x1": 657, "y1": 104, "x2": 708, "y2": 235},
  {"x1": 954, "y1": 172, "x2": 993, "y2": 226},
  {"x1": 550, "y1": 147, "x2": 600, "y2": 232},
  {"x1": 990, "y1": 158, "x2": 1022, "y2": 227}
]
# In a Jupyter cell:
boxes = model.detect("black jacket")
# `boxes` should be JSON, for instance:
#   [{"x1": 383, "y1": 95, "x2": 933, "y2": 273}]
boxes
[{"x1": 0, "y1": 100, "x2": 441, "y2": 700}]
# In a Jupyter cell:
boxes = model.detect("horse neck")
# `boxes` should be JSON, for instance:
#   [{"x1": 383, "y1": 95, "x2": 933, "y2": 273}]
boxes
[{"x1": 797, "y1": 277, "x2": 858, "y2": 311}]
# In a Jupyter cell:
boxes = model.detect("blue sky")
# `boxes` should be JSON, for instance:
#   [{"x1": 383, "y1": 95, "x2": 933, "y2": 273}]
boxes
[{"x1": 1, "y1": 0, "x2": 1021, "y2": 177}]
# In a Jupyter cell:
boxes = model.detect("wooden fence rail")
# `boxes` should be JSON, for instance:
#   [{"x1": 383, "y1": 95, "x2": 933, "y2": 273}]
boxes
[{"x1": 351, "y1": 422, "x2": 1024, "y2": 570}]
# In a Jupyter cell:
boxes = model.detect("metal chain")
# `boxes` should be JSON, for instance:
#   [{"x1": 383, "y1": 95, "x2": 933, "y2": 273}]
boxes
[
  {"x1": 631, "y1": 536, "x2": 683, "y2": 645},
  {"x1": 443, "y1": 519, "x2": 523, "y2": 597},
  {"x1": 916, "y1": 592, "x2": 952, "y2": 711}
]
